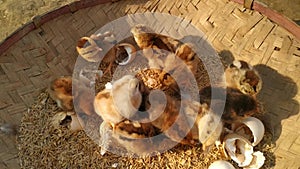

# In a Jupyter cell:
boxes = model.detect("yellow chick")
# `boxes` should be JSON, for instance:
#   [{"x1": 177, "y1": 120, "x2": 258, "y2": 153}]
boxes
[
  {"x1": 225, "y1": 60, "x2": 262, "y2": 96},
  {"x1": 94, "y1": 75, "x2": 143, "y2": 128}
]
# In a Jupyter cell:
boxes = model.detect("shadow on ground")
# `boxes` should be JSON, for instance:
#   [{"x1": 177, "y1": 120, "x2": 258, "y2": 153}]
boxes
[
  {"x1": 219, "y1": 50, "x2": 299, "y2": 142},
  {"x1": 219, "y1": 50, "x2": 300, "y2": 168},
  {"x1": 254, "y1": 64, "x2": 299, "y2": 141}
]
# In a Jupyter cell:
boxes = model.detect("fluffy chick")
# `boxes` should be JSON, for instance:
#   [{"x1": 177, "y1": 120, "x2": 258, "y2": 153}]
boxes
[
  {"x1": 131, "y1": 24, "x2": 197, "y2": 73},
  {"x1": 48, "y1": 76, "x2": 73, "y2": 111},
  {"x1": 49, "y1": 76, "x2": 96, "y2": 116},
  {"x1": 183, "y1": 100, "x2": 223, "y2": 152},
  {"x1": 73, "y1": 81, "x2": 96, "y2": 116},
  {"x1": 94, "y1": 75, "x2": 143, "y2": 128},
  {"x1": 112, "y1": 119, "x2": 174, "y2": 156},
  {"x1": 131, "y1": 24, "x2": 179, "y2": 51},
  {"x1": 99, "y1": 117, "x2": 162, "y2": 156},
  {"x1": 76, "y1": 31, "x2": 118, "y2": 76},
  {"x1": 145, "y1": 93, "x2": 197, "y2": 145},
  {"x1": 199, "y1": 86, "x2": 260, "y2": 123},
  {"x1": 225, "y1": 60, "x2": 262, "y2": 96}
]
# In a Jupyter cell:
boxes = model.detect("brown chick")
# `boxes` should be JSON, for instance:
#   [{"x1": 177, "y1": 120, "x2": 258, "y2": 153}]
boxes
[
  {"x1": 94, "y1": 75, "x2": 144, "y2": 128},
  {"x1": 175, "y1": 43, "x2": 197, "y2": 74},
  {"x1": 182, "y1": 100, "x2": 223, "y2": 152},
  {"x1": 73, "y1": 83, "x2": 96, "y2": 116},
  {"x1": 114, "y1": 120, "x2": 159, "y2": 138},
  {"x1": 48, "y1": 76, "x2": 73, "y2": 111},
  {"x1": 131, "y1": 24, "x2": 178, "y2": 51},
  {"x1": 99, "y1": 116, "x2": 164, "y2": 156},
  {"x1": 199, "y1": 86, "x2": 260, "y2": 123},
  {"x1": 112, "y1": 119, "x2": 175, "y2": 156},
  {"x1": 131, "y1": 25, "x2": 197, "y2": 89},
  {"x1": 131, "y1": 25, "x2": 196, "y2": 68},
  {"x1": 76, "y1": 36, "x2": 103, "y2": 62},
  {"x1": 160, "y1": 45, "x2": 197, "y2": 90},
  {"x1": 146, "y1": 93, "x2": 197, "y2": 145},
  {"x1": 76, "y1": 32, "x2": 118, "y2": 76},
  {"x1": 225, "y1": 60, "x2": 262, "y2": 96},
  {"x1": 49, "y1": 76, "x2": 96, "y2": 117},
  {"x1": 131, "y1": 24, "x2": 195, "y2": 61}
]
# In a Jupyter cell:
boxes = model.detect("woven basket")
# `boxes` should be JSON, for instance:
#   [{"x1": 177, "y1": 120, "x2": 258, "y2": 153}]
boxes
[{"x1": 0, "y1": 0, "x2": 299, "y2": 168}]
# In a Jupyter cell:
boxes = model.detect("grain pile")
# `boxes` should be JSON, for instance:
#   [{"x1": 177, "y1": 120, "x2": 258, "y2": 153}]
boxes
[
  {"x1": 17, "y1": 87, "x2": 275, "y2": 168},
  {"x1": 18, "y1": 36, "x2": 276, "y2": 167}
]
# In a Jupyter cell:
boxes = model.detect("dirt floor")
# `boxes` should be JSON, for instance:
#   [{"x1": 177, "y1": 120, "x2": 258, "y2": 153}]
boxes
[
  {"x1": 0, "y1": 0, "x2": 299, "y2": 42},
  {"x1": 259, "y1": 0, "x2": 300, "y2": 23},
  {"x1": 0, "y1": 0, "x2": 76, "y2": 42}
]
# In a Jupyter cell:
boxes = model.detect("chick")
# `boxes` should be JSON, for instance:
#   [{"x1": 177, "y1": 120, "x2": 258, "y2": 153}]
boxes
[
  {"x1": 225, "y1": 60, "x2": 262, "y2": 96},
  {"x1": 131, "y1": 25, "x2": 196, "y2": 70},
  {"x1": 77, "y1": 65, "x2": 103, "y2": 88},
  {"x1": 48, "y1": 76, "x2": 73, "y2": 111},
  {"x1": 131, "y1": 24, "x2": 178, "y2": 51},
  {"x1": 94, "y1": 88, "x2": 123, "y2": 129},
  {"x1": 197, "y1": 103, "x2": 223, "y2": 152},
  {"x1": 112, "y1": 119, "x2": 173, "y2": 156},
  {"x1": 94, "y1": 75, "x2": 143, "y2": 128},
  {"x1": 49, "y1": 76, "x2": 96, "y2": 117},
  {"x1": 199, "y1": 86, "x2": 260, "y2": 123},
  {"x1": 76, "y1": 31, "x2": 118, "y2": 76},
  {"x1": 160, "y1": 46, "x2": 197, "y2": 90},
  {"x1": 76, "y1": 36, "x2": 103, "y2": 62},
  {"x1": 114, "y1": 120, "x2": 159, "y2": 138},
  {"x1": 146, "y1": 93, "x2": 197, "y2": 145},
  {"x1": 131, "y1": 25, "x2": 197, "y2": 89},
  {"x1": 73, "y1": 83, "x2": 96, "y2": 116},
  {"x1": 99, "y1": 114, "x2": 163, "y2": 156},
  {"x1": 183, "y1": 100, "x2": 223, "y2": 152}
]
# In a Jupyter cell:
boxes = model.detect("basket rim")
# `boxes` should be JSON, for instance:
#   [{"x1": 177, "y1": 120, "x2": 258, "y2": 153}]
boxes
[{"x1": 0, "y1": 0, "x2": 299, "y2": 54}]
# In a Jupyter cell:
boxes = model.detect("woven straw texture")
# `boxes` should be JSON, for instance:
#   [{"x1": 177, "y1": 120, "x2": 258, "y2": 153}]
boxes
[{"x1": 0, "y1": 0, "x2": 299, "y2": 168}]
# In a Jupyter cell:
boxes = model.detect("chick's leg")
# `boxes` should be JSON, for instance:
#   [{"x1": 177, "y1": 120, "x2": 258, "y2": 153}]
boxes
[
  {"x1": 102, "y1": 61, "x2": 114, "y2": 76},
  {"x1": 102, "y1": 49, "x2": 117, "y2": 76}
]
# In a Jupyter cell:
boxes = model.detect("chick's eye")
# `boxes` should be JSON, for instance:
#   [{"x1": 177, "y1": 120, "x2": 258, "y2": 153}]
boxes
[{"x1": 229, "y1": 64, "x2": 235, "y2": 68}]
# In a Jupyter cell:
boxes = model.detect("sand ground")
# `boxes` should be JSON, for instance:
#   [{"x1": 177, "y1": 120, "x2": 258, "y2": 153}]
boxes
[
  {"x1": 0, "y1": 0, "x2": 76, "y2": 41},
  {"x1": 0, "y1": 0, "x2": 299, "y2": 42}
]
